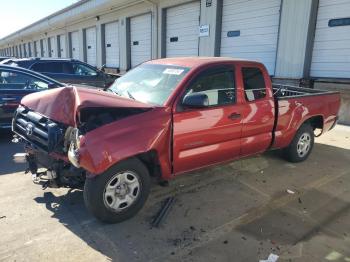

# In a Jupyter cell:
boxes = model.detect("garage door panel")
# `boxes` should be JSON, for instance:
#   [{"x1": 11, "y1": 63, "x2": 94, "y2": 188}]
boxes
[
  {"x1": 310, "y1": 0, "x2": 350, "y2": 78},
  {"x1": 166, "y1": 2, "x2": 200, "y2": 58},
  {"x1": 60, "y1": 35, "x2": 67, "y2": 58},
  {"x1": 50, "y1": 37, "x2": 57, "y2": 57},
  {"x1": 221, "y1": 34, "x2": 278, "y2": 42},
  {"x1": 220, "y1": 0, "x2": 281, "y2": 75},
  {"x1": 312, "y1": 62, "x2": 350, "y2": 71},
  {"x1": 86, "y1": 27, "x2": 97, "y2": 66},
  {"x1": 222, "y1": 35, "x2": 278, "y2": 45},
  {"x1": 223, "y1": 0, "x2": 280, "y2": 14},
  {"x1": 312, "y1": 70, "x2": 350, "y2": 78},
  {"x1": 167, "y1": 6, "x2": 200, "y2": 17},
  {"x1": 166, "y1": 30, "x2": 200, "y2": 38},
  {"x1": 222, "y1": 15, "x2": 279, "y2": 29},
  {"x1": 317, "y1": 5, "x2": 350, "y2": 18},
  {"x1": 222, "y1": 9, "x2": 280, "y2": 22},
  {"x1": 130, "y1": 13, "x2": 152, "y2": 68},
  {"x1": 313, "y1": 40, "x2": 350, "y2": 50},
  {"x1": 105, "y1": 21, "x2": 120, "y2": 68},
  {"x1": 319, "y1": 0, "x2": 350, "y2": 6},
  {"x1": 222, "y1": 27, "x2": 279, "y2": 37},
  {"x1": 71, "y1": 31, "x2": 80, "y2": 59},
  {"x1": 220, "y1": 44, "x2": 277, "y2": 53},
  {"x1": 43, "y1": 39, "x2": 48, "y2": 57}
]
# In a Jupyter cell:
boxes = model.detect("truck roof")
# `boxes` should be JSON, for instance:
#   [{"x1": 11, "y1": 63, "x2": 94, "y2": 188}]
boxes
[{"x1": 146, "y1": 57, "x2": 261, "y2": 68}]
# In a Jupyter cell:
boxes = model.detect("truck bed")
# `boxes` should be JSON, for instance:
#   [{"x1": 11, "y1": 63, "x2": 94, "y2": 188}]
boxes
[
  {"x1": 271, "y1": 84, "x2": 340, "y2": 150},
  {"x1": 272, "y1": 84, "x2": 338, "y2": 99}
]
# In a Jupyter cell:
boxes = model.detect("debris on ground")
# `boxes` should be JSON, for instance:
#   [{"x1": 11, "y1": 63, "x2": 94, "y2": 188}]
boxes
[
  {"x1": 151, "y1": 197, "x2": 175, "y2": 228},
  {"x1": 168, "y1": 227, "x2": 200, "y2": 248},
  {"x1": 159, "y1": 180, "x2": 169, "y2": 187},
  {"x1": 298, "y1": 197, "x2": 302, "y2": 204},
  {"x1": 0, "y1": 215, "x2": 6, "y2": 219},
  {"x1": 259, "y1": 253, "x2": 279, "y2": 262},
  {"x1": 286, "y1": 189, "x2": 295, "y2": 194}
]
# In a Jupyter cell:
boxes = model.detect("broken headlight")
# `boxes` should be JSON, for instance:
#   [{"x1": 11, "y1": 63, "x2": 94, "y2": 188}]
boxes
[{"x1": 65, "y1": 127, "x2": 82, "y2": 168}]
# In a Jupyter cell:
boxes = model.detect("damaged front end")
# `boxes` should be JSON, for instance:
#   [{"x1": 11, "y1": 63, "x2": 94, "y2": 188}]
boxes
[
  {"x1": 12, "y1": 106, "x2": 85, "y2": 189},
  {"x1": 12, "y1": 86, "x2": 154, "y2": 189}
]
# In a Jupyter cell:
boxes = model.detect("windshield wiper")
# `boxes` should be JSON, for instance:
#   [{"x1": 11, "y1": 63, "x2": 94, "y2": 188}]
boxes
[
  {"x1": 106, "y1": 88, "x2": 121, "y2": 96},
  {"x1": 126, "y1": 90, "x2": 136, "y2": 100}
]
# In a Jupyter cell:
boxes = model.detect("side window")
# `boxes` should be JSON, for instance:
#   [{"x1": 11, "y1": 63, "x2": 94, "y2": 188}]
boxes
[
  {"x1": 242, "y1": 67, "x2": 266, "y2": 102},
  {"x1": 72, "y1": 63, "x2": 98, "y2": 76},
  {"x1": 61, "y1": 62, "x2": 74, "y2": 74},
  {"x1": 32, "y1": 62, "x2": 63, "y2": 73},
  {"x1": 183, "y1": 70, "x2": 235, "y2": 107},
  {"x1": 0, "y1": 70, "x2": 49, "y2": 90}
]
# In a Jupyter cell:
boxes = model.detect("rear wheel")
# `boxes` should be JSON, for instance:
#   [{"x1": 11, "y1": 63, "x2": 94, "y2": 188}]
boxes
[
  {"x1": 84, "y1": 158, "x2": 151, "y2": 223},
  {"x1": 283, "y1": 123, "x2": 314, "y2": 163}
]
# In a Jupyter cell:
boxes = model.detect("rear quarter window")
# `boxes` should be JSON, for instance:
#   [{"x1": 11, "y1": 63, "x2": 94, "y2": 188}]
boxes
[{"x1": 242, "y1": 67, "x2": 266, "y2": 102}]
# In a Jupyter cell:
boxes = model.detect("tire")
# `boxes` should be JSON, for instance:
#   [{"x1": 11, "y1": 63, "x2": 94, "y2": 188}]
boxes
[
  {"x1": 283, "y1": 123, "x2": 314, "y2": 163},
  {"x1": 84, "y1": 158, "x2": 151, "y2": 223}
]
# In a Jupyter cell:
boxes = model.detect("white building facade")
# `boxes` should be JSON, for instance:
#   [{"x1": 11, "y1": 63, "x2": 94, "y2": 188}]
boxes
[{"x1": 0, "y1": 0, "x2": 349, "y2": 122}]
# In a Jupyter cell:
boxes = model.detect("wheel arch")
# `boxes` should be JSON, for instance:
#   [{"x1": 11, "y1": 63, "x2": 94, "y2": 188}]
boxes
[
  {"x1": 304, "y1": 115, "x2": 324, "y2": 131},
  {"x1": 133, "y1": 150, "x2": 162, "y2": 179}
]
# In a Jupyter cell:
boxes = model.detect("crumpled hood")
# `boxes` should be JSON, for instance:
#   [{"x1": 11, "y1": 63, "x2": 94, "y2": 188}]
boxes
[{"x1": 20, "y1": 86, "x2": 154, "y2": 126}]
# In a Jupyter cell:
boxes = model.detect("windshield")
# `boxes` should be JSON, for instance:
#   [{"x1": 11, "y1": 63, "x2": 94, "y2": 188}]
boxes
[{"x1": 108, "y1": 64, "x2": 190, "y2": 105}]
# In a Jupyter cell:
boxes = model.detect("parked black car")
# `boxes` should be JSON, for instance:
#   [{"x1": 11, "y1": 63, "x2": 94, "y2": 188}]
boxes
[
  {"x1": 0, "y1": 64, "x2": 65, "y2": 129},
  {"x1": 1, "y1": 58, "x2": 119, "y2": 88}
]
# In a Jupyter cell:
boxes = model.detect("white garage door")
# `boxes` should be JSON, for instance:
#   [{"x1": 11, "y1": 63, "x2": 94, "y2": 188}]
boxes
[
  {"x1": 24, "y1": 44, "x2": 28, "y2": 57},
  {"x1": 310, "y1": 0, "x2": 350, "y2": 78},
  {"x1": 59, "y1": 34, "x2": 67, "y2": 58},
  {"x1": 105, "y1": 21, "x2": 120, "y2": 68},
  {"x1": 166, "y1": 2, "x2": 200, "y2": 57},
  {"x1": 28, "y1": 43, "x2": 32, "y2": 57},
  {"x1": 49, "y1": 36, "x2": 57, "y2": 57},
  {"x1": 220, "y1": 0, "x2": 281, "y2": 75},
  {"x1": 130, "y1": 13, "x2": 152, "y2": 68},
  {"x1": 71, "y1": 31, "x2": 80, "y2": 59},
  {"x1": 85, "y1": 27, "x2": 97, "y2": 66},
  {"x1": 42, "y1": 38, "x2": 48, "y2": 57},
  {"x1": 34, "y1": 41, "x2": 39, "y2": 57}
]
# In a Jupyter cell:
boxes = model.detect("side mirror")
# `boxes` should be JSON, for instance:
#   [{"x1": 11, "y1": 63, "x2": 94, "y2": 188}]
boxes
[
  {"x1": 100, "y1": 64, "x2": 106, "y2": 72},
  {"x1": 182, "y1": 93, "x2": 209, "y2": 108}
]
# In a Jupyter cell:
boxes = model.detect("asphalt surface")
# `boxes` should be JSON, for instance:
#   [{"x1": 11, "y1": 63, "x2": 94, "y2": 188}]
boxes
[{"x1": 0, "y1": 126, "x2": 349, "y2": 262}]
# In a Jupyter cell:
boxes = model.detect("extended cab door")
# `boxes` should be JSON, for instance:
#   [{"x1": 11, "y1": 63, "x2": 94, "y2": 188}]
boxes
[
  {"x1": 239, "y1": 66, "x2": 275, "y2": 156},
  {"x1": 172, "y1": 66, "x2": 243, "y2": 174}
]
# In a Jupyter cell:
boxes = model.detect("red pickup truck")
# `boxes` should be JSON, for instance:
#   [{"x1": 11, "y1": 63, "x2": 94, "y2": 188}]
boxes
[{"x1": 12, "y1": 57, "x2": 340, "y2": 223}]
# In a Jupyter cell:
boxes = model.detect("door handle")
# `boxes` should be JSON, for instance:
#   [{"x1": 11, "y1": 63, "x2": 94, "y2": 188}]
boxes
[{"x1": 228, "y1": 112, "x2": 241, "y2": 120}]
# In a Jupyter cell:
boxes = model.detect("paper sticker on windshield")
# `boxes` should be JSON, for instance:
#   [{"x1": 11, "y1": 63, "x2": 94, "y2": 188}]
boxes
[{"x1": 163, "y1": 68, "x2": 184, "y2": 75}]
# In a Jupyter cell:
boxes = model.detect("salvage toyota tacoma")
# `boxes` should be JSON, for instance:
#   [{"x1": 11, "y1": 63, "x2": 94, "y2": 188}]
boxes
[{"x1": 12, "y1": 57, "x2": 340, "y2": 223}]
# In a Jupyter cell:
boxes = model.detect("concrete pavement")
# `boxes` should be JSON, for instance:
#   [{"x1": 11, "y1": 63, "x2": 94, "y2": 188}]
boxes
[{"x1": 0, "y1": 126, "x2": 349, "y2": 262}]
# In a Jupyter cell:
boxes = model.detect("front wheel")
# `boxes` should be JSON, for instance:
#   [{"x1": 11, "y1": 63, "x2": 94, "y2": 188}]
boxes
[
  {"x1": 283, "y1": 123, "x2": 314, "y2": 163},
  {"x1": 84, "y1": 158, "x2": 151, "y2": 223}
]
